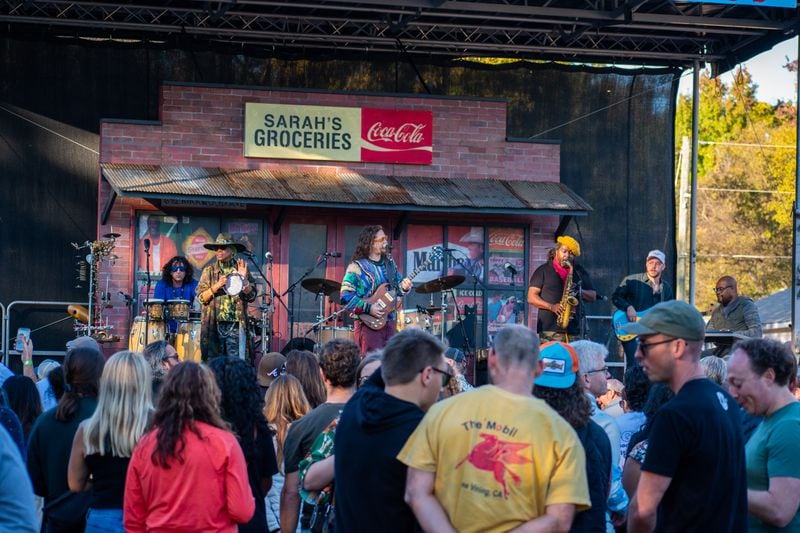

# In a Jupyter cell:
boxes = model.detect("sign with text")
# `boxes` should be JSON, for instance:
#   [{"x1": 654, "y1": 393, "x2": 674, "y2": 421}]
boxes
[{"x1": 244, "y1": 103, "x2": 433, "y2": 164}]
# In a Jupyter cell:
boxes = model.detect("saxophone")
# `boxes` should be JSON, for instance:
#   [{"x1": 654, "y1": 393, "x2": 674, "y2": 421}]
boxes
[{"x1": 556, "y1": 261, "x2": 579, "y2": 330}]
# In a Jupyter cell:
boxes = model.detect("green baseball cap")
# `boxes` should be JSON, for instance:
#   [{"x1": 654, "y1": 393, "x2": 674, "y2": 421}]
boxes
[{"x1": 623, "y1": 300, "x2": 705, "y2": 341}]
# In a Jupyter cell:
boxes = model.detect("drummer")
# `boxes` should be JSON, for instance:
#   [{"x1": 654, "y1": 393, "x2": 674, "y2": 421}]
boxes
[
  {"x1": 197, "y1": 233, "x2": 258, "y2": 361},
  {"x1": 154, "y1": 256, "x2": 199, "y2": 334}
]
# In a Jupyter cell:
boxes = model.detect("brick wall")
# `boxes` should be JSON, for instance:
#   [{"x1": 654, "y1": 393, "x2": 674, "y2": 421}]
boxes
[{"x1": 97, "y1": 84, "x2": 561, "y2": 353}]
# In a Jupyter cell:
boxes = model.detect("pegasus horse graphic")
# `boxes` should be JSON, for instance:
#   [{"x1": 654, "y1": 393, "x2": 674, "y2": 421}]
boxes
[{"x1": 455, "y1": 433, "x2": 532, "y2": 498}]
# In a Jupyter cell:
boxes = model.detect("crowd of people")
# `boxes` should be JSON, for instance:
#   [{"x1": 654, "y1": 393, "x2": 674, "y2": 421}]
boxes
[
  {"x1": 0, "y1": 229, "x2": 794, "y2": 532},
  {"x1": 1, "y1": 306, "x2": 798, "y2": 532}
]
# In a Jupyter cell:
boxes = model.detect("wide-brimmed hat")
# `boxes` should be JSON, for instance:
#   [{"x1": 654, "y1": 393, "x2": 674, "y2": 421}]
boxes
[
  {"x1": 623, "y1": 300, "x2": 705, "y2": 341},
  {"x1": 459, "y1": 227, "x2": 484, "y2": 244},
  {"x1": 203, "y1": 233, "x2": 247, "y2": 252}
]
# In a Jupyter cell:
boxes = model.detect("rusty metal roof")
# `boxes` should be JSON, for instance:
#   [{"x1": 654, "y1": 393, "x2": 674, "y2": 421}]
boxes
[{"x1": 101, "y1": 164, "x2": 591, "y2": 216}]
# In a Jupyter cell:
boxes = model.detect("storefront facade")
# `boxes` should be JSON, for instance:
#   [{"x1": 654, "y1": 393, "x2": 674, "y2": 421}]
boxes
[{"x1": 96, "y1": 82, "x2": 589, "y2": 358}]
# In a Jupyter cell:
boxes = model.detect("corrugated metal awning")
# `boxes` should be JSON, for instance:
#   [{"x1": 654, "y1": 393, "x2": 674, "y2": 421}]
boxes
[{"x1": 101, "y1": 164, "x2": 592, "y2": 216}]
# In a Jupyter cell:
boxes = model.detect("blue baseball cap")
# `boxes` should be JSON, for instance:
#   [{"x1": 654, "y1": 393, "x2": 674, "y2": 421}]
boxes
[{"x1": 535, "y1": 341, "x2": 579, "y2": 389}]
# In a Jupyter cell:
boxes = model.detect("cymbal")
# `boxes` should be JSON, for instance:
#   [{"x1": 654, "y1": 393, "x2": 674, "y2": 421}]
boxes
[
  {"x1": 426, "y1": 306, "x2": 442, "y2": 314},
  {"x1": 415, "y1": 275, "x2": 465, "y2": 294},
  {"x1": 301, "y1": 278, "x2": 342, "y2": 296},
  {"x1": 102, "y1": 232, "x2": 121, "y2": 239}
]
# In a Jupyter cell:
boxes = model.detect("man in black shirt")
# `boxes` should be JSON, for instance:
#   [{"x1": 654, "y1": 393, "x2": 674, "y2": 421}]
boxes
[
  {"x1": 334, "y1": 328, "x2": 448, "y2": 533},
  {"x1": 527, "y1": 236, "x2": 596, "y2": 342},
  {"x1": 625, "y1": 300, "x2": 747, "y2": 533},
  {"x1": 612, "y1": 250, "x2": 674, "y2": 363}
]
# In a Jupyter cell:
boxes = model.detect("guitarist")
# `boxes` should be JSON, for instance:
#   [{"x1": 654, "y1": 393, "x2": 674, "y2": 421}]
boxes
[
  {"x1": 611, "y1": 249, "x2": 673, "y2": 363},
  {"x1": 341, "y1": 226, "x2": 412, "y2": 355}
]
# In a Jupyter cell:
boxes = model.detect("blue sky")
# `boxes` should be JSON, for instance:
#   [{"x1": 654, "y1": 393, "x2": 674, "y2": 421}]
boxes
[{"x1": 678, "y1": 37, "x2": 798, "y2": 104}]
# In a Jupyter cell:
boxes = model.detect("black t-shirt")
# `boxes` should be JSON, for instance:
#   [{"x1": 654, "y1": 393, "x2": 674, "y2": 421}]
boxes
[
  {"x1": 284, "y1": 403, "x2": 345, "y2": 474},
  {"x1": 528, "y1": 261, "x2": 594, "y2": 333},
  {"x1": 85, "y1": 454, "x2": 130, "y2": 509},
  {"x1": 642, "y1": 378, "x2": 747, "y2": 532},
  {"x1": 240, "y1": 424, "x2": 279, "y2": 533},
  {"x1": 571, "y1": 421, "x2": 610, "y2": 533}
]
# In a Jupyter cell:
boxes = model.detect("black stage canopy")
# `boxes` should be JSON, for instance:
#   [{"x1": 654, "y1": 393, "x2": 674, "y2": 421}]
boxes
[{"x1": 1, "y1": 0, "x2": 799, "y2": 72}]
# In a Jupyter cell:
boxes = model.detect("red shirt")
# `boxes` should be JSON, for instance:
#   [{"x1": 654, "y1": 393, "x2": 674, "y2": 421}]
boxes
[{"x1": 124, "y1": 421, "x2": 255, "y2": 533}]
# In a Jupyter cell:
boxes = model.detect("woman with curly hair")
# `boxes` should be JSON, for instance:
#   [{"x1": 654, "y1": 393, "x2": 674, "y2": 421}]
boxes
[
  {"x1": 264, "y1": 374, "x2": 311, "y2": 532},
  {"x1": 123, "y1": 362, "x2": 254, "y2": 532},
  {"x1": 533, "y1": 342, "x2": 614, "y2": 532},
  {"x1": 208, "y1": 357, "x2": 278, "y2": 533},
  {"x1": 154, "y1": 255, "x2": 198, "y2": 333},
  {"x1": 286, "y1": 350, "x2": 326, "y2": 408},
  {"x1": 67, "y1": 351, "x2": 152, "y2": 533}
]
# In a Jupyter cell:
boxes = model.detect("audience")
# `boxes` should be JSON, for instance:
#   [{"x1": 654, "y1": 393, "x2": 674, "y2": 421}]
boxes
[
  {"x1": 264, "y1": 374, "x2": 311, "y2": 532},
  {"x1": 208, "y1": 356, "x2": 279, "y2": 533},
  {"x1": 2, "y1": 376, "x2": 42, "y2": 454},
  {"x1": 285, "y1": 350, "x2": 327, "y2": 408},
  {"x1": 26, "y1": 336, "x2": 104, "y2": 532},
  {"x1": 67, "y1": 351, "x2": 152, "y2": 533},
  {"x1": 124, "y1": 362, "x2": 255, "y2": 532}
]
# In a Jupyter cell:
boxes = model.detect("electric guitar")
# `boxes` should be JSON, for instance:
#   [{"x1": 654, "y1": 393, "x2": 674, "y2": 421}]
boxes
[
  {"x1": 612, "y1": 309, "x2": 649, "y2": 342},
  {"x1": 360, "y1": 246, "x2": 444, "y2": 330}
]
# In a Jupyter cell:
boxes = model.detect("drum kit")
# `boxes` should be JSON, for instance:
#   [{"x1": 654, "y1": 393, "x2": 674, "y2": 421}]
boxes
[
  {"x1": 128, "y1": 298, "x2": 202, "y2": 362},
  {"x1": 299, "y1": 277, "x2": 354, "y2": 349},
  {"x1": 398, "y1": 274, "x2": 465, "y2": 342}
]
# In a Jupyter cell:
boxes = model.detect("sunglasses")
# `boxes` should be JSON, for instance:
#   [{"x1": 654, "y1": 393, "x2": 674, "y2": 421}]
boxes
[
  {"x1": 430, "y1": 366, "x2": 454, "y2": 388},
  {"x1": 171, "y1": 265, "x2": 186, "y2": 272}
]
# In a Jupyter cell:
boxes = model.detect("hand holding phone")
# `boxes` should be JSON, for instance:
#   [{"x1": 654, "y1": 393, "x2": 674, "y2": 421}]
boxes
[{"x1": 15, "y1": 327, "x2": 30, "y2": 352}]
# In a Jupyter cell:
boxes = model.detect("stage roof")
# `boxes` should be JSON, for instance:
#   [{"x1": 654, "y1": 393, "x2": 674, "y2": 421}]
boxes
[{"x1": 2, "y1": 0, "x2": 799, "y2": 72}]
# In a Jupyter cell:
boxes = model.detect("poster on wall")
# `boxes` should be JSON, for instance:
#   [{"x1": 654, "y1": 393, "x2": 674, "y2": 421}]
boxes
[
  {"x1": 487, "y1": 290, "x2": 525, "y2": 343},
  {"x1": 406, "y1": 225, "x2": 445, "y2": 285},
  {"x1": 446, "y1": 226, "x2": 484, "y2": 282},
  {"x1": 487, "y1": 227, "x2": 525, "y2": 286},
  {"x1": 136, "y1": 215, "x2": 181, "y2": 274}
]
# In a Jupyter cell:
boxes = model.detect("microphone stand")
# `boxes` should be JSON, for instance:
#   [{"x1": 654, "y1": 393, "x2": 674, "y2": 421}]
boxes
[
  {"x1": 144, "y1": 245, "x2": 152, "y2": 346},
  {"x1": 243, "y1": 253, "x2": 287, "y2": 354},
  {"x1": 444, "y1": 250, "x2": 489, "y2": 359},
  {"x1": 282, "y1": 254, "x2": 329, "y2": 340}
]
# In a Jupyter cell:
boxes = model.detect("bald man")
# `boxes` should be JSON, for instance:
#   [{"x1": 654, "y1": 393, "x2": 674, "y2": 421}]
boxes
[{"x1": 707, "y1": 276, "x2": 762, "y2": 355}]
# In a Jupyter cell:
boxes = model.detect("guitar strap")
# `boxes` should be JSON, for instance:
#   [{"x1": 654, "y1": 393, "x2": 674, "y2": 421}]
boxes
[{"x1": 384, "y1": 254, "x2": 401, "y2": 292}]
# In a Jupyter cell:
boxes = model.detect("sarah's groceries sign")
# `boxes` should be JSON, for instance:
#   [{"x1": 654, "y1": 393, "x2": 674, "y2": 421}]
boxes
[{"x1": 244, "y1": 103, "x2": 433, "y2": 164}]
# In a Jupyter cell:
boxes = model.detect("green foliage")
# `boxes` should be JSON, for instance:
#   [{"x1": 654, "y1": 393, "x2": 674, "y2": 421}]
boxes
[{"x1": 675, "y1": 66, "x2": 796, "y2": 303}]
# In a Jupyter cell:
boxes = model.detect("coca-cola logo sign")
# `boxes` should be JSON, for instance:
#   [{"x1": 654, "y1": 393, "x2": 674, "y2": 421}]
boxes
[
  {"x1": 243, "y1": 102, "x2": 432, "y2": 165},
  {"x1": 361, "y1": 108, "x2": 433, "y2": 164}
]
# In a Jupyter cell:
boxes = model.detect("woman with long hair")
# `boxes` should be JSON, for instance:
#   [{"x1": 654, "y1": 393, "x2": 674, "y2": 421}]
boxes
[
  {"x1": 208, "y1": 357, "x2": 278, "y2": 533},
  {"x1": 285, "y1": 350, "x2": 326, "y2": 408},
  {"x1": 263, "y1": 374, "x2": 311, "y2": 532},
  {"x1": 67, "y1": 351, "x2": 152, "y2": 533},
  {"x1": 2, "y1": 375, "x2": 42, "y2": 452},
  {"x1": 124, "y1": 362, "x2": 254, "y2": 532},
  {"x1": 154, "y1": 255, "x2": 198, "y2": 334},
  {"x1": 27, "y1": 337, "x2": 105, "y2": 531}
]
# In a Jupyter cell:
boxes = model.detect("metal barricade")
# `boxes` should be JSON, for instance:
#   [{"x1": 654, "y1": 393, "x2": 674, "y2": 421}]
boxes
[{"x1": 3, "y1": 300, "x2": 89, "y2": 367}]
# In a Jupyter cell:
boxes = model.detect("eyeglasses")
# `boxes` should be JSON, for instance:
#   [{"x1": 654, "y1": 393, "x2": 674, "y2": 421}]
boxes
[
  {"x1": 171, "y1": 265, "x2": 186, "y2": 272},
  {"x1": 585, "y1": 367, "x2": 609, "y2": 375},
  {"x1": 429, "y1": 366, "x2": 454, "y2": 388},
  {"x1": 161, "y1": 354, "x2": 180, "y2": 362},
  {"x1": 713, "y1": 286, "x2": 732, "y2": 294},
  {"x1": 637, "y1": 337, "x2": 676, "y2": 357}
]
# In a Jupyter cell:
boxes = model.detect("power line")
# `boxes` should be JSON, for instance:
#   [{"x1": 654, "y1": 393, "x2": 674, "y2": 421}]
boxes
[
  {"x1": 698, "y1": 187, "x2": 793, "y2": 195},
  {"x1": 699, "y1": 140, "x2": 796, "y2": 149}
]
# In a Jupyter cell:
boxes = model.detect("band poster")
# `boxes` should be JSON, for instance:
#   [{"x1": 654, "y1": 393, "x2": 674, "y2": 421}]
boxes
[{"x1": 487, "y1": 227, "x2": 524, "y2": 286}]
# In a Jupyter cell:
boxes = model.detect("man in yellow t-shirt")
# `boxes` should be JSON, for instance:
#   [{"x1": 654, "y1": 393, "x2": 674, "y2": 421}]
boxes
[{"x1": 398, "y1": 324, "x2": 590, "y2": 533}]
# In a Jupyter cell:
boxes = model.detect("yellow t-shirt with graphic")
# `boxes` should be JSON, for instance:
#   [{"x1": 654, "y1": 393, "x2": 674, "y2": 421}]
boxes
[{"x1": 397, "y1": 385, "x2": 590, "y2": 533}]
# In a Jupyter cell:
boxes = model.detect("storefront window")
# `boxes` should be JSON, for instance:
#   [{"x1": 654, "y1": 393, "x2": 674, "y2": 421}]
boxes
[
  {"x1": 487, "y1": 227, "x2": 525, "y2": 287},
  {"x1": 287, "y1": 223, "x2": 328, "y2": 336}
]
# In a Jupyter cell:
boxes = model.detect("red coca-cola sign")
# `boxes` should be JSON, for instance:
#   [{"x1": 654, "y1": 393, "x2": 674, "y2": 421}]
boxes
[{"x1": 361, "y1": 108, "x2": 433, "y2": 164}]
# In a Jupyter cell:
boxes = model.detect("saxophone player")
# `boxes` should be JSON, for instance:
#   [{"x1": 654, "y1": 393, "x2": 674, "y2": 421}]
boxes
[{"x1": 527, "y1": 236, "x2": 596, "y2": 342}]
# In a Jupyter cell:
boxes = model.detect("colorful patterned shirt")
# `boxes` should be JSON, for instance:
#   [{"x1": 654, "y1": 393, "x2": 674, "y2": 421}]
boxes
[{"x1": 340, "y1": 258, "x2": 405, "y2": 319}]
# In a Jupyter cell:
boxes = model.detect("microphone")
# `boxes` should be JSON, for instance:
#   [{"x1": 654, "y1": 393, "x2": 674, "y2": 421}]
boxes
[
  {"x1": 265, "y1": 251, "x2": 273, "y2": 262},
  {"x1": 143, "y1": 238, "x2": 151, "y2": 252},
  {"x1": 504, "y1": 262, "x2": 518, "y2": 276},
  {"x1": 324, "y1": 252, "x2": 342, "y2": 258}
]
